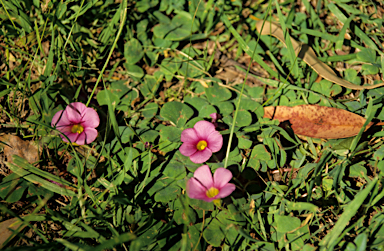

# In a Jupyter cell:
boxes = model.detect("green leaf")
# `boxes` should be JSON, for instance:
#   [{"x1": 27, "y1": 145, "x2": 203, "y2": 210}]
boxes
[
  {"x1": 154, "y1": 184, "x2": 181, "y2": 202},
  {"x1": 275, "y1": 215, "x2": 301, "y2": 233},
  {"x1": 247, "y1": 86, "x2": 264, "y2": 100},
  {"x1": 172, "y1": 197, "x2": 196, "y2": 225},
  {"x1": 184, "y1": 97, "x2": 217, "y2": 118},
  {"x1": 349, "y1": 162, "x2": 367, "y2": 179},
  {"x1": 142, "y1": 103, "x2": 158, "y2": 119},
  {"x1": 0, "y1": 175, "x2": 28, "y2": 203},
  {"x1": 97, "y1": 89, "x2": 120, "y2": 107},
  {"x1": 216, "y1": 101, "x2": 234, "y2": 115},
  {"x1": 159, "y1": 126, "x2": 182, "y2": 142},
  {"x1": 136, "y1": 0, "x2": 159, "y2": 12},
  {"x1": 141, "y1": 74, "x2": 162, "y2": 97},
  {"x1": 124, "y1": 38, "x2": 144, "y2": 65},
  {"x1": 287, "y1": 225, "x2": 310, "y2": 251},
  {"x1": 310, "y1": 80, "x2": 342, "y2": 97},
  {"x1": 189, "y1": 197, "x2": 214, "y2": 211},
  {"x1": 118, "y1": 126, "x2": 134, "y2": 143},
  {"x1": 160, "y1": 101, "x2": 193, "y2": 128},
  {"x1": 361, "y1": 64, "x2": 379, "y2": 75},
  {"x1": 248, "y1": 145, "x2": 271, "y2": 171},
  {"x1": 203, "y1": 218, "x2": 225, "y2": 247},
  {"x1": 185, "y1": 225, "x2": 202, "y2": 251},
  {"x1": 153, "y1": 12, "x2": 199, "y2": 41},
  {"x1": 236, "y1": 133, "x2": 252, "y2": 149},
  {"x1": 139, "y1": 130, "x2": 159, "y2": 143},
  {"x1": 110, "y1": 81, "x2": 130, "y2": 98},
  {"x1": 344, "y1": 69, "x2": 361, "y2": 86},
  {"x1": 354, "y1": 232, "x2": 367, "y2": 251},
  {"x1": 126, "y1": 64, "x2": 145, "y2": 79},
  {"x1": 223, "y1": 110, "x2": 252, "y2": 127},
  {"x1": 130, "y1": 221, "x2": 162, "y2": 251},
  {"x1": 163, "y1": 161, "x2": 186, "y2": 179},
  {"x1": 285, "y1": 200, "x2": 318, "y2": 213},
  {"x1": 119, "y1": 90, "x2": 138, "y2": 108},
  {"x1": 205, "y1": 83, "x2": 232, "y2": 105},
  {"x1": 356, "y1": 48, "x2": 376, "y2": 63}
]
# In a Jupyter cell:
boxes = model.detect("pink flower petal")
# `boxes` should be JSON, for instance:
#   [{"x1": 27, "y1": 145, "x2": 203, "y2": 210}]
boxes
[
  {"x1": 83, "y1": 127, "x2": 98, "y2": 144},
  {"x1": 58, "y1": 125, "x2": 72, "y2": 134},
  {"x1": 206, "y1": 131, "x2": 223, "y2": 153},
  {"x1": 189, "y1": 148, "x2": 212, "y2": 163},
  {"x1": 52, "y1": 110, "x2": 71, "y2": 128},
  {"x1": 66, "y1": 102, "x2": 87, "y2": 123},
  {"x1": 179, "y1": 142, "x2": 198, "y2": 157},
  {"x1": 194, "y1": 121, "x2": 216, "y2": 140},
  {"x1": 210, "y1": 113, "x2": 218, "y2": 123},
  {"x1": 213, "y1": 168, "x2": 233, "y2": 189},
  {"x1": 186, "y1": 177, "x2": 209, "y2": 201},
  {"x1": 216, "y1": 183, "x2": 236, "y2": 199},
  {"x1": 62, "y1": 132, "x2": 80, "y2": 143},
  {"x1": 193, "y1": 165, "x2": 214, "y2": 189},
  {"x1": 80, "y1": 107, "x2": 100, "y2": 128},
  {"x1": 75, "y1": 133, "x2": 86, "y2": 145},
  {"x1": 180, "y1": 128, "x2": 199, "y2": 144}
]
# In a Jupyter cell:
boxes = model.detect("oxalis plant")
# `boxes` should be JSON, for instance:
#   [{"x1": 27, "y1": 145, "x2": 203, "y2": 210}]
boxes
[{"x1": 2, "y1": 0, "x2": 384, "y2": 251}]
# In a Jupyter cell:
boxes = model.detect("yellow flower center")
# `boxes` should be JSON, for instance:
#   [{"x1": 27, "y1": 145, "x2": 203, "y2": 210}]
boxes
[
  {"x1": 196, "y1": 140, "x2": 207, "y2": 151},
  {"x1": 71, "y1": 124, "x2": 84, "y2": 134},
  {"x1": 206, "y1": 187, "x2": 219, "y2": 198}
]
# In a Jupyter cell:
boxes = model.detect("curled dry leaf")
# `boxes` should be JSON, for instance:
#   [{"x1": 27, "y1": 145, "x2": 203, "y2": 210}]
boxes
[
  {"x1": 0, "y1": 135, "x2": 39, "y2": 163},
  {"x1": 263, "y1": 105, "x2": 375, "y2": 139},
  {"x1": 256, "y1": 20, "x2": 384, "y2": 90}
]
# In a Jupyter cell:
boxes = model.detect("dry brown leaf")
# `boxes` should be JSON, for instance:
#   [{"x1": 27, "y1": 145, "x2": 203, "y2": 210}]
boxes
[
  {"x1": 0, "y1": 217, "x2": 26, "y2": 249},
  {"x1": 256, "y1": 21, "x2": 384, "y2": 90},
  {"x1": 263, "y1": 105, "x2": 374, "y2": 139},
  {"x1": 0, "y1": 135, "x2": 39, "y2": 163}
]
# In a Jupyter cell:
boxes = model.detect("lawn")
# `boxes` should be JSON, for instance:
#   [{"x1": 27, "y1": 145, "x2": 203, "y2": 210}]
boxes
[{"x1": 1, "y1": 0, "x2": 384, "y2": 250}]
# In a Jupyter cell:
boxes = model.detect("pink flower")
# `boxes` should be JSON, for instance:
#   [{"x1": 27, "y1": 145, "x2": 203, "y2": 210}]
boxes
[
  {"x1": 209, "y1": 113, "x2": 221, "y2": 123},
  {"x1": 186, "y1": 165, "x2": 236, "y2": 202},
  {"x1": 179, "y1": 121, "x2": 223, "y2": 163},
  {"x1": 51, "y1": 102, "x2": 100, "y2": 145}
]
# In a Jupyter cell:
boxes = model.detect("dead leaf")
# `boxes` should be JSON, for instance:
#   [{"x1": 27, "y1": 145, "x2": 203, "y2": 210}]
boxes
[
  {"x1": 256, "y1": 21, "x2": 384, "y2": 90},
  {"x1": 0, "y1": 217, "x2": 26, "y2": 249},
  {"x1": 263, "y1": 105, "x2": 375, "y2": 139},
  {"x1": 0, "y1": 135, "x2": 39, "y2": 163}
]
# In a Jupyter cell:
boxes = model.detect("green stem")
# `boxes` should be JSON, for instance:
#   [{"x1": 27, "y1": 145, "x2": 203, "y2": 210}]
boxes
[{"x1": 86, "y1": 3, "x2": 127, "y2": 107}]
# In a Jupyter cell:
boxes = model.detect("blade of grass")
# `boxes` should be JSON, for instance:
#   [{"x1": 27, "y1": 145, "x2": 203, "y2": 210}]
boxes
[
  {"x1": 220, "y1": 16, "x2": 264, "y2": 168},
  {"x1": 220, "y1": 14, "x2": 279, "y2": 79},
  {"x1": 89, "y1": 232, "x2": 136, "y2": 251},
  {"x1": 335, "y1": 15, "x2": 354, "y2": 52},
  {"x1": 318, "y1": 54, "x2": 356, "y2": 62},
  {"x1": 0, "y1": 0, "x2": 19, "y2": 34},
  {"x1": 328, "y1": 3, "x2": 380, "y2": 54},
  {"x1": 235, "y1": 68, "x2": 339, "y2": 107},
  {"x1": 294, "y1": 27, "x2": 365, "y2": 50},
  {"x1": 6, "y1": 161, "x2": 76, "y2": 197},
  {"x1": 274, "y1": 0, "x2": 299, "y2": 77},
  {"x1": 55, "y1": 239, "x2": 87, "y2": 251},
  {"x1": 12, "y1": 155, "x2": 74, "y2": 188},
  {"x1": 86, "y1": 1, "x2": 127, "y2": 107},
  {"x1": 307, "y1": 151, "x2": 332, "y2": 202},
  {"x1": 319, "y1": 176, "x2": 378, "y2": 249},
  {"x1": 302, "y1": 0, "x2": 325, "y2": 31},
  {"x1": 349, "y1": 98, "x2": 377, "y2": 155}
]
